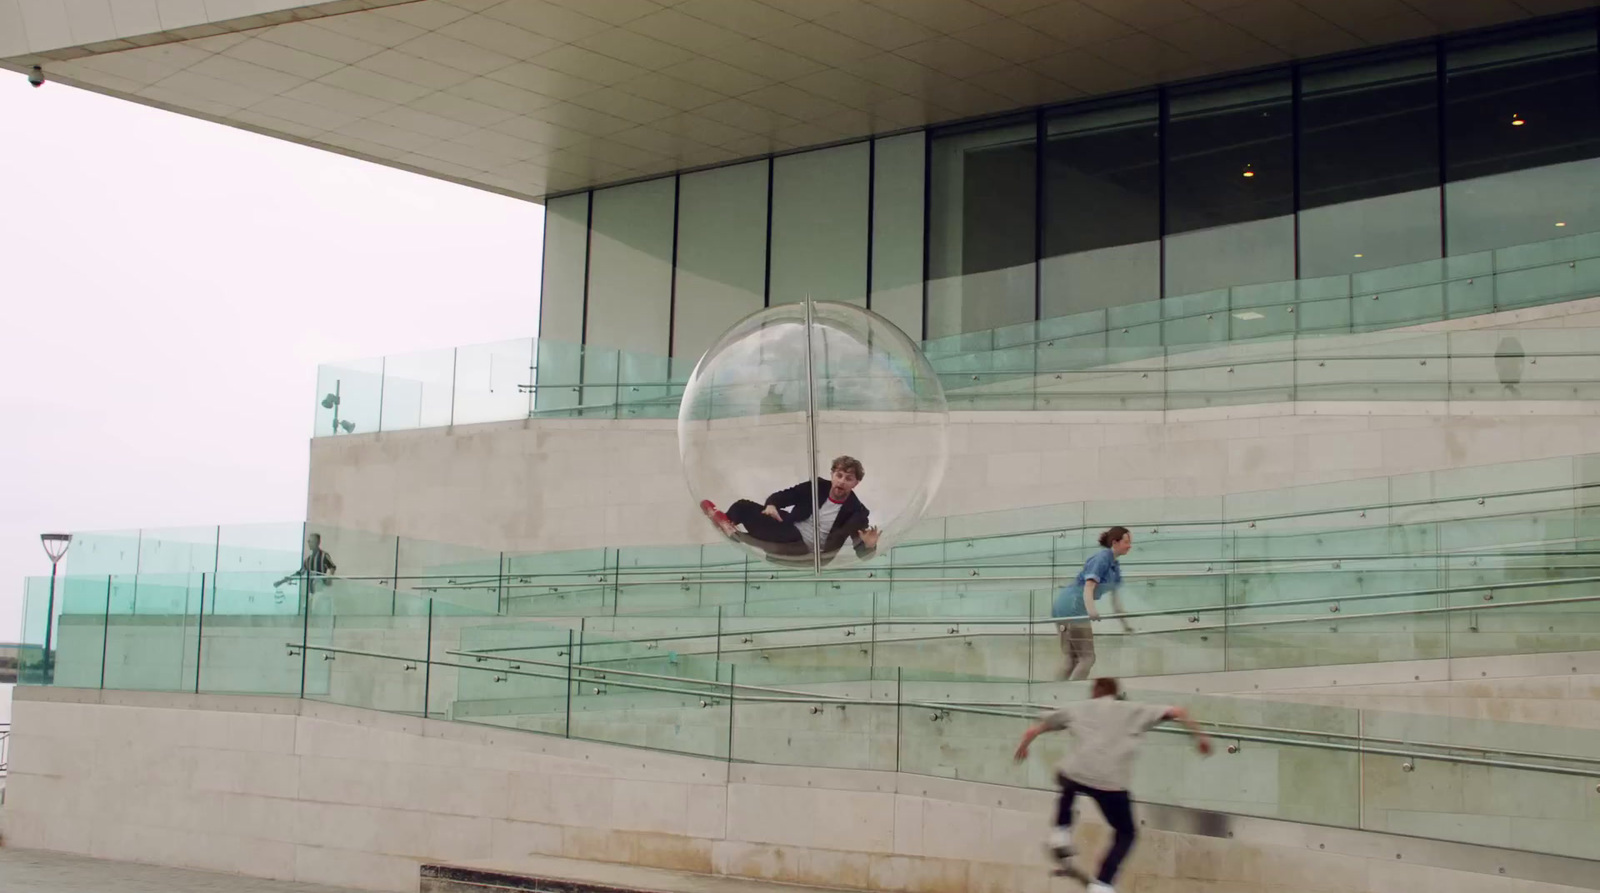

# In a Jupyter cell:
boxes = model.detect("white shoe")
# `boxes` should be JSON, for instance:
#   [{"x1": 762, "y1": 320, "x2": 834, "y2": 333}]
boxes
[
  {"x1": 1087, "y1": 883, "x2": 1114, "y2": 893},
  {"x1": 1047, "y1": 826, "x2": 1075, "y2": 860}
]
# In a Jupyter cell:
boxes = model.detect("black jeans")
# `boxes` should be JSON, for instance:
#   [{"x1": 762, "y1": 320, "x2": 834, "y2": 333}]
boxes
[{"x1": 1057, "y1": 773, "x2": 1136, "y2": 885}]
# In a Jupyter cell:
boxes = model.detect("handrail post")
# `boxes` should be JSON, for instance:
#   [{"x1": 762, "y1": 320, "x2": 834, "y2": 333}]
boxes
[
  {"x1": 564, "y1": 628, "x2": 573, "y2": 737},
  {"x1": 194, "y1": 572, "x2": 206, "y2": 694},
  {"x1": 423, "y1": 598, "x2": 434, "y2": 720}
]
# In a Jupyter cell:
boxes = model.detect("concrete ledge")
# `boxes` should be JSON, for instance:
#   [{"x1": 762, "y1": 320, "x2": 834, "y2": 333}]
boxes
[{"x1": 420, "y1": 855, "x2": 854, "y2": 893}]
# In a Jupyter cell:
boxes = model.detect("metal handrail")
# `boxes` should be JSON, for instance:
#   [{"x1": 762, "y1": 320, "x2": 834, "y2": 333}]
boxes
[
  {"x1": 287, "y1": 643, "x2": 1600, "y2": 782},
  {"x1": 447, "y1": 573, "x2": 1600, "y2": 661}
]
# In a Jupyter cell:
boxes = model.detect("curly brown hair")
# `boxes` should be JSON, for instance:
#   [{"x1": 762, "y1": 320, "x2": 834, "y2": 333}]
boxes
[{"x1": 831, "y1": 455, "x2": 865, "y2": 481}]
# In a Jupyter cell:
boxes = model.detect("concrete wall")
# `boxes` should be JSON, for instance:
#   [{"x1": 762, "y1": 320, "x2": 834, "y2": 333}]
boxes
[
  {"x1": 305, "y1": 405, "x2": 1600, "y2": 558},
  {"x1": 6, "y1": 689, "x2": 1598, "y2": 893}
]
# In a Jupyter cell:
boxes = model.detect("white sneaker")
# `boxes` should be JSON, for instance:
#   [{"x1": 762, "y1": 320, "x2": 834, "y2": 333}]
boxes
[
  {"x1": 1047, "y1": 826, "x2": 1075, "y2": 860},
  {"x1": 1087, "y1": 883, "x2": 1115, "y2": 893}
]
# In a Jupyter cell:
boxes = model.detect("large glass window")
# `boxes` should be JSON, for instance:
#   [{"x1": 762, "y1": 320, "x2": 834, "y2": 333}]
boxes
[
  {"x1": 769, "y1": 142, "x2": 870, "y2": 306},
  {"x1": 585, "y1": 178, "x2": 675, "y2": 405},
  {"x1": 1446, "y1": 22, "x2": 1600, "y2": 255},
  {"x1": 927, "y1": 118, "x2": 1037, "y2": 339},
  {"x1": 870, "y1": 132, "x2": 926, "y2": 340},
  {"x1": 1042, "y1": 96, "x2": 1160, "y2": 319},
  {"x1": 673, "y1": 161, "x2": 769, "y2": 362},
  {"x1": 1164, "y1": 73, "x2": 1295, "y2": 297},
  {"x1": 1299, "y1": 51, "x2": 1442, "y2": 278},
  {"x1": 585, "y1": 177, "x2": 675, "y2": 356},
  {"x1": 536, "y1": 192, "x2": 588, "y2": 412}
]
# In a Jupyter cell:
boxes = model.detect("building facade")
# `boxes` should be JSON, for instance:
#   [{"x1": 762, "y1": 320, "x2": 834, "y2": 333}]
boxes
[{"x1": 538, "y1": 13, "x2": 1600, "y2": 393}]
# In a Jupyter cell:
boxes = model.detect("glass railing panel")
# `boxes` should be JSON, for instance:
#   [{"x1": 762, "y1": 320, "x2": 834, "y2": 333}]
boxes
[
  {"x1": 1164, "y1": 346, "x2": 1293, "y2": 411},
  {"x1": 1444, "y1": 577, "x2": 1599, "y2": 661},
  {"x1": 1495, "y1": 255, "x2": 1600, "y2": 311},
  {"x1": 1040, "y1": 308, "x2": 1114, "y2": 345},
  {"x1": 453, "y1": 337, "x2": 534, "y2": 425},
  {"x1": 1357, "y1": 711, "x2": 1600, "y2": 860},
  {"x1": 730, "y1": 669, "x2": 895, "y2": 770},
  {"x1": 505, "y1": 547, "x2": 613, "y2": 616},
  {"x1": 17, "y1": 576, "x2": 52, "y2": 684},
  {"x1": 615, "y1": 347, "x2": 673, "y2": 418},
  {"x1": 198, "y1": 572, "x2": 305, "y2": 695},
  {"x1": 102, "y1": 573, "x2": 203, "y2": 692},
  {"x1": 1496, "y1": 231, "x2": 1600, "y2": 270},
  {"x1": 1224, "y1": 476, "x2": 1393, "y2": 531},
  {"x1": 59, "y1": 529, "x2": 142, "y2": 576},
  {"x1": 1161, "y1": 298, "x2": 1230, "y2": 346},
  {"x1": 565, "y1": 631, "x2": 731, "y2": 759},
  {"x1": 532, "y1": 338, "x2": 583, "y2": 415},
  {"x1": 1136, "y1": 693, "x2": 1360, "y2": 826},
  {"x1": 1033, "y1": 351, "x2": 1166, "y2": 411},
  {"x1": 380, "y1": 348, "x2": 455, "y2": 432},
  {"x1": 129, "y1": 525, "x2": 220, "y2": 575},
  {"x1": 1295, "y1": 276, "x2": 1354, "y2": 334},
  {"x1": 215, "y1": 523, "x2": 307, "y2": 579},
  {"x1": 301, "y1": 582, "x2": 432, "y2": 714},
  {"x1": 51, "y1": 575, "x2": 109, "y2": 690},
  {"x1": 315, "y1": 358, "x2": 382, "y2": 437},
  {"x1": 446, "y1": 615, "x2": 573, "y2": 728},
  {"x1": 305, "y1": 525, "x2": 397, "y2": 585},
  {"x1": 399, "y1": 536, "x2": 503, "y2": 614},
  {"x1": 1222, "y1": 608, "x2": 1448, "y2": 672}
]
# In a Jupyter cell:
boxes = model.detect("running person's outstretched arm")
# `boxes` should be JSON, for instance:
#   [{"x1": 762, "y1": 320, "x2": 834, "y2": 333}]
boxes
[
  {"x1": 1014, "y1": 709, "x2": 1068, "y2": 761},
  {"x1": 1164, "y1": 706, "x2": 1213, "y2": 755}
]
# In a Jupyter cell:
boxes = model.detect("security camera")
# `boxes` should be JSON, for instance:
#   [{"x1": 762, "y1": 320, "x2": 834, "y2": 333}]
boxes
[{"x1": 28, "y1": 65, "x2": 44, "y2": 88}]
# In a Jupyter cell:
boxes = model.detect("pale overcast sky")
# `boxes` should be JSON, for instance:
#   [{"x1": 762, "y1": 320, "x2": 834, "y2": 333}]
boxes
[{"x1": 0, "y1": 77, "x2": 544, "y2": 714}]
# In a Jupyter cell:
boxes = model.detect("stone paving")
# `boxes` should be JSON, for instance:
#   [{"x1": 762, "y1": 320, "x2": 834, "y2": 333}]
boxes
[{"x1": 0, "y1": 849, "x2": 364, "y2": 893}]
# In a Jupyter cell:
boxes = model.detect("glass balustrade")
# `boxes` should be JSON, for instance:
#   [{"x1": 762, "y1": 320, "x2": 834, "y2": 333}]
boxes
[
  {"x1": 20, "y1": 574, "x2": 1600, "y2": 861},
  {"x1": 317, "y1": 232, "x2": 1600, "y2": 433}
]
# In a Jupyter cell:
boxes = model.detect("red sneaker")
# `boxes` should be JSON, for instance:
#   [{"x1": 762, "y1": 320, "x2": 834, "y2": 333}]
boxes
[{"x1": 700, "y1": 500, "x2": 736, "y2": 536}]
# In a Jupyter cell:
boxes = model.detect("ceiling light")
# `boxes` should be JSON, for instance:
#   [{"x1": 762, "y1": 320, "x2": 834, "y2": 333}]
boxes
[
  {"x1": 1511, "y1": 113, "x2": 1525, "y2": 126},
  {"x1": 1354, "y1": 253, "x2": 1364, "y2": 258},
  {"x1": 1556, "y1": 222, "x2": 1567, "y2": 227},
  {"x1": 1233, "y1": 311, "x2": 1265, "y2": 321},
  {"x1": 1242, "y1": 163, "x2": 1255, "y2": 178}
]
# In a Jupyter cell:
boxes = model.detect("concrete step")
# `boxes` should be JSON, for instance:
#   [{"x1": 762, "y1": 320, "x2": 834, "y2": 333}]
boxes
[{"x1": 421, "y1": 855, "x2": 854, "y2": 893}]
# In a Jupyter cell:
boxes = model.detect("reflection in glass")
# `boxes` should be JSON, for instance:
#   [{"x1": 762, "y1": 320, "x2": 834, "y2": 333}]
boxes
[
  {"x1": 1043, "y1": 96, "x2": 1160, "y2": 319},
  {"x1": 1299, "y1": 50, "x2": 1441, "y2": 277},
  {"x1": 674, "y1": 161, "x2": 769, "y2": 363},
  {"x1": 871, "y1": 132, "x2": 926, "y2": 339},
  {"x1": 585, "y1": 178, "x2": 675, "y2": 403},
  {"x1": 927, "y1": 118, "x2": 1037, "y2": 338},
  {"x1": 770, "y1": 143, "x2": 870, "y2": 306},
  {"x1": 1446, "y1": 23, "x2": 1600, "y2": 254},
  {"x1": 537, "y1": 193, "x2": 589, "y2": 413},
  {"x1": 1164, "y1": 73, "x2": 1294, "y2": 296}
]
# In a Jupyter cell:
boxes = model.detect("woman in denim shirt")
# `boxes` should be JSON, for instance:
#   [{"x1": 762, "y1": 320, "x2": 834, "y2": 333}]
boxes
[{"x1": 1051, "y1": 526, "x2": 1133, "y2": 680}]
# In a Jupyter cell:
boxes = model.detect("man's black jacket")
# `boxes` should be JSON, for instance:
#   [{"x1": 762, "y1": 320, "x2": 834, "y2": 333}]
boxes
[{"x1": 766, "y1": 478, "x2": 873, "y2": 557}]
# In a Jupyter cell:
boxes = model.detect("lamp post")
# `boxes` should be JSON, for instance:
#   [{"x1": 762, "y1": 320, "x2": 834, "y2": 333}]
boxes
[{"x1": 40, "y1": 533, "x2": 71, "y2": 679}]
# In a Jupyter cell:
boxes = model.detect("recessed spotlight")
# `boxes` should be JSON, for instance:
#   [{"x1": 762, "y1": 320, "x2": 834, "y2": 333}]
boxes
[{"x1": 1511, "y1": 113, "x2": 1525, "y2": 126}]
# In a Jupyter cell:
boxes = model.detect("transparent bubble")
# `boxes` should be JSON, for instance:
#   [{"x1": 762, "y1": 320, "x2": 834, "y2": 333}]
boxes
[{"x1": 678, "y1": 301, "x2": 948, "y2": 569}]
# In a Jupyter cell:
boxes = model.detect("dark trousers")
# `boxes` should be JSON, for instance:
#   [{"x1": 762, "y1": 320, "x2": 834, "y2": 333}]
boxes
[
  {"x1": 727, "y1": 499, "x2": 805, "y2": 547},
  {"x1": 1057, "y1": 773, "x2": 1136, "y2": 885}
]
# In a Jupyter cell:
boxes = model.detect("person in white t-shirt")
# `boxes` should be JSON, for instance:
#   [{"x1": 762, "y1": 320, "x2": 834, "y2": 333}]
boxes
[
  {"x1": 1013, "y1": 677, "x2": 1212, "y2": 893},
  {"x1": 701, "y1": 455, "x2": 880, "y2": 560}
]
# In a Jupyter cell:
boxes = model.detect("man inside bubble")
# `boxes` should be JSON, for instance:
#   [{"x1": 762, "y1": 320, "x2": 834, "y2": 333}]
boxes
[{"x1": 701, "y1": 455, "x2": 881, "y2": 563}]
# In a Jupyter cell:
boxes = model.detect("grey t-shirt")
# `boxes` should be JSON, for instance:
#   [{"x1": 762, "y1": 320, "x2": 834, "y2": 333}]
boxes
[{"x1": 1041, "y1": 697, "x2": 1173, "y2": 791}]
